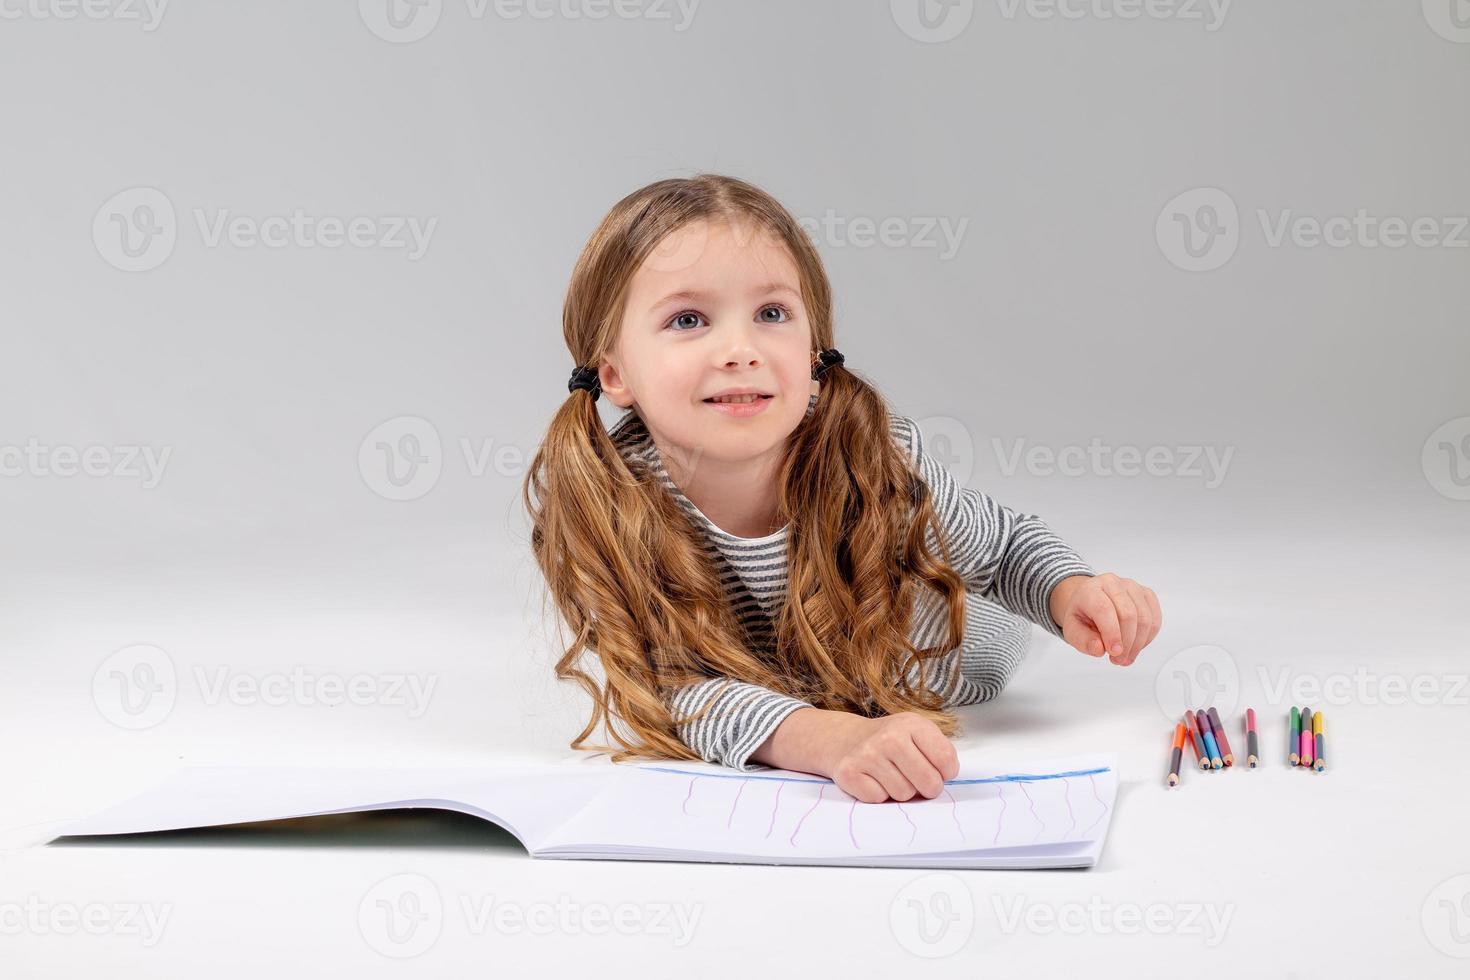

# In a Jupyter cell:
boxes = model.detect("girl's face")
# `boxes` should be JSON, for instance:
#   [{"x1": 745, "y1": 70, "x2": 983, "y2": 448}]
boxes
[{"x1": 601, "y1": 215, "x2": 820, "y2": 467}]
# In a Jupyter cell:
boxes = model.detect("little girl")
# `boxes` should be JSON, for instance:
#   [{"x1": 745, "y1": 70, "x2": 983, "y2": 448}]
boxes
[{"x1": 523, "y1": 174, "x2": 1161, "y2": 804}]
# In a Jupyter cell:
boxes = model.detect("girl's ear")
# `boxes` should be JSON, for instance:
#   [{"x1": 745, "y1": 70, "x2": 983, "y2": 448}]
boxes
[{"x1": 598, "y1": 360, "x2": 634, "y2": 409}]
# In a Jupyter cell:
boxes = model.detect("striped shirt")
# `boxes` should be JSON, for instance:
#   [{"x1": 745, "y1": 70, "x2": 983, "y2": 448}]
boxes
[{"x1": 607, "y1": 392, "x2": 1096, "y2": 771}]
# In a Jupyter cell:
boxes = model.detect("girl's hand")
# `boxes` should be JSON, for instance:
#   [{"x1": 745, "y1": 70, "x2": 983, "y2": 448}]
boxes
[
  {"x1": 819, "y1": 711, "x2": 959, "y2": 804},
  {"x1": 1049, "y1": 572, "x2": 1161, "y2": 666}
]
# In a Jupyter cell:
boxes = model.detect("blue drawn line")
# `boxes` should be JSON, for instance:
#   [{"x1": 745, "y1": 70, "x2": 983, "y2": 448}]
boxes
[{"x1": 639, "y1": 765, "x2": 1110, "y2": 786}]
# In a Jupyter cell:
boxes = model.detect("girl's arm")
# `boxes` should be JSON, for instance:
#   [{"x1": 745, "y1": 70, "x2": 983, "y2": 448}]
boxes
[
  {"x1": 664, "y1": 676, "x2": 814, "y2": 772},
  {"x1": 893, "y1": 414, "x2": 1096, "y2": 639}
]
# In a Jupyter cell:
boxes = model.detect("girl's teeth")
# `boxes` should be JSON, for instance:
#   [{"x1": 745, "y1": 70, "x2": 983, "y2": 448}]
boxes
[{"x1": 712, "y1": 394, "x2": 762, "y2": 403}]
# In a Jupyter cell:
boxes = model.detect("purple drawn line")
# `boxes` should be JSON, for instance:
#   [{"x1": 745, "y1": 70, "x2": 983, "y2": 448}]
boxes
[
  {"x1": 764, "y1": 782, "x2": 783, "y2": 839},
  {"x1": 992, "y1": 783, "x2": 1007, "y2": 846},
  {"x1": 1018, "y1": 781, "x2": 1044, "y2": 842},
  {"x1": 682, "y1": 776, "x2": 698, "y2": 815},
  {"x1": 942, "y1": 787, "x2": 965, "y2": 842},
  {"x1": 1076, "y1": 775, "x2": 1105, "y2": 834},
  {"x1": 896, "y1": 801, "x2": 919, "y2": 847},
  {"x1": 726, "y1": 777, "x2": 746, "y2": 829},
  {"x1": 848, "y1": 800, "x2": 859, "y2": 850},
  {"x1": 789, "y1": 784, "x2": 824, "y2": 847},
  {"x1": 1063, "y1": 776, "x2": 1077, "y2": 839}
]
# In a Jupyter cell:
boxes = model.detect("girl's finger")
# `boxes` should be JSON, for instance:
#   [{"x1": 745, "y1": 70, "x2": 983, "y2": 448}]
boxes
[
  {"x1": 892, "y1": 733, "x2": 948, "y2": 799},
  {"x1": 1104, "y1": 585, "x2": 1139, "y2": 663},
  {"x1": 867, "y1": 755, "x2": 919, "y2": 803},
  {"x1": 1082, "y1": 587, "x2": 1124, "y2": 659}
]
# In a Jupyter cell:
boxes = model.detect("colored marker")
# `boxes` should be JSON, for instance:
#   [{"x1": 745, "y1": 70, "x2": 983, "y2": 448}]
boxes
[
  {"x1": 1300, "y1": 707, "x2": 1314, "y2": 768},
  {"x1": 1313, "y1": 711, "x2": 1325, "y2": 772},
  {"x1": 1184, "y1": 710, "x2": 1210, "y2": 770},
  {"x1": 1207, "y1": 706, "x2": 1234, "y2": 767},
  {"x1": 1198, "y1": 709, "x2": 1223, "y2": 770},
  {"x1": 1245, "y1": 707, "x2": 1259, "y2": 769},
  {"x1": 1168, "y1": 722, "x2": 1185, "y2": 787},
  {"x1": 1289, "y1": 706, "x2": 1300, "y2": 766}
]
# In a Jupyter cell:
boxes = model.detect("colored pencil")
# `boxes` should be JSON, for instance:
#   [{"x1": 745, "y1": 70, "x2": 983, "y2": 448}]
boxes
[
  {"x1": 1168, "y1": 722, "x2": 1185, "y2": 787},
  {"x1": 1245, "y1": 707, "x2": 1259, "y2": 769},
  {"x1": 1184, "y1": 710, "x2": 1210, "y2": 770},
  {"x1": 1313, "y1": 711, "x2": 1326, "y2": 772},
  {"x1": 1300, "y1": 707, "x2": 1314, "y2": 767},
  {"x1": 1289, "y1": 706, "x2": 1300, "y2": 765},
  {"x1": 1198, "y1": 710, "x2": 1223, "y2": 769},
  {"x1": 1207, "y1": 706, "x2": 1234, "y2": 767}
]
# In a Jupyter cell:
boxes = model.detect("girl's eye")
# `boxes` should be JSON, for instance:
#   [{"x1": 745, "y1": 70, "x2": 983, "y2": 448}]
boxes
[{"x1": 665, "y1": 304, "x2": 793, "y2": 331}]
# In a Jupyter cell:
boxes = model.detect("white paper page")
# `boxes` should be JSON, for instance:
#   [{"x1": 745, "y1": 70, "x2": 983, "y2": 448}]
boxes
[
  {"x1": 48, "y1": 764, "x2": 609, "y2": 853},
  {"x1": 535, "y1": 754, "x2": 1117, "y2": 863}
]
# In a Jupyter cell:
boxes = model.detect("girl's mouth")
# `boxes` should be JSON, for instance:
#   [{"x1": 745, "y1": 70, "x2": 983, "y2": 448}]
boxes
[{"x1": 703, "y1": 394, "x2": 773, "y2": 417}]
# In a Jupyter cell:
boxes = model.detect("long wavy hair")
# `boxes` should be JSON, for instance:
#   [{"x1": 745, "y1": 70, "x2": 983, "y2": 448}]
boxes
[{"x1": 521, "y1": 174, "x2": 972, "y2": 766}]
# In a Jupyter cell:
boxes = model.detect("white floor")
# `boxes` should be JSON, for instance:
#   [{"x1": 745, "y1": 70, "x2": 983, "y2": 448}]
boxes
[{"x1": 3, "y1": 523, "x2": 1469, "y2": 977}]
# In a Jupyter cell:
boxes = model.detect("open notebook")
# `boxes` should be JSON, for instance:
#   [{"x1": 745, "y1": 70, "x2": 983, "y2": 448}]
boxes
[{"x1": 44, "y1": 753, "x2": 1118, "y2": 870}]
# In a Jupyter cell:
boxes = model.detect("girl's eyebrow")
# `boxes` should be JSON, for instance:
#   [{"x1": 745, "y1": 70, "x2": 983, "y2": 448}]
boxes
[{"x1": 647, "y1": 281, "x2": 800, "y2": 313}]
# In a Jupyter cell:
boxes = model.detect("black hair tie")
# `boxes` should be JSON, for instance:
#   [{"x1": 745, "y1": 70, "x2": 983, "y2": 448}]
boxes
[
  {"x1": 567, "y1": 364, "x2": 601, "y2": 401},
  {"x1": 812, "y1": 347, "x2": 845, "y2": 379}
]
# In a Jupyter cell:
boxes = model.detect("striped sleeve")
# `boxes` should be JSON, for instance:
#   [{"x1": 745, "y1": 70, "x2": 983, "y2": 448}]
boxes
[
  {"x1": 892, "y1": 415, "x2": 1096, "y2": 640},
  {"x1": 665, "y1": 677, "x2": 813, "y2": 772}
]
